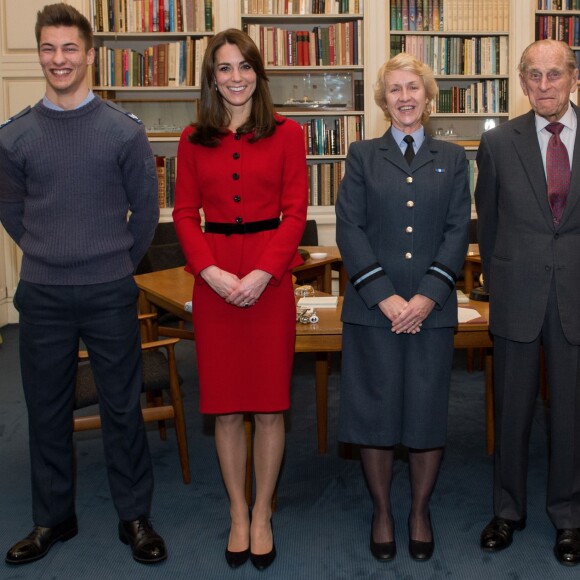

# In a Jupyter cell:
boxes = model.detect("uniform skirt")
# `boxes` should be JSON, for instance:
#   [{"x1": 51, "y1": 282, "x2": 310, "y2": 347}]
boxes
[
  {"x1": 338, "y1": 323, "x2": 455, "y2": 448},
  {"x1": 192, "y1": 271, "x2": 296, "y2": 414}
]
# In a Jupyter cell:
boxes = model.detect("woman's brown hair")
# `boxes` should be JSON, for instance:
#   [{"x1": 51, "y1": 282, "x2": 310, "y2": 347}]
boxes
[{"x1": 190, "y1": 28, "x2": 281, "y2": 146}]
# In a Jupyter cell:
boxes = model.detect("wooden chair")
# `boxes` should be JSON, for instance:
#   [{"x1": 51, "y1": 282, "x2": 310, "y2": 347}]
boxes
[
  {"x1": 136, "y1": 221, "x2": 194, "y2": 341},
  {"x1": 73, "y1": 315, "x2": 191, "y2": 484}
]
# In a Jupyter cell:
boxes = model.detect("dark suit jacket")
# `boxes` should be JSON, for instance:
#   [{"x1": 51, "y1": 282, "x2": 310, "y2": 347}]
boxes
[
  {"x1": 336, "y1": 129, "x2": 471, "y2": 329},
  {"x1": 475, "y1": 104, "x2": 580, "y2": 344}
]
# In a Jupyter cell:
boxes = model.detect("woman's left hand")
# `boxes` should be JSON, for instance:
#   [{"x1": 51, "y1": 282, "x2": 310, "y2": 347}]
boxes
[
  {"x1": 391, "y1": 294, "x2": 435, "y2": 334},
  {"x1": 226, "y1": 269, "x2": 273, "y2": 308}
]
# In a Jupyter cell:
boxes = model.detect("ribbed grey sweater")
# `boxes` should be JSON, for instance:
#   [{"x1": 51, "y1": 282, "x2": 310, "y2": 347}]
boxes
[{"x1": 0, "y1": 96, "x2": 159, "y2": 285}]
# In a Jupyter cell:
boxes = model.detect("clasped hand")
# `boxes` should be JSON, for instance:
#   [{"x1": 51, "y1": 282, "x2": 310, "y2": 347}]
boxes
[
  {"x1": 200, "y1": 266, "x2": 272, "y2": 308},
  {"x1": 379, "y1": 294, "x2": 435, "y2": 334}
]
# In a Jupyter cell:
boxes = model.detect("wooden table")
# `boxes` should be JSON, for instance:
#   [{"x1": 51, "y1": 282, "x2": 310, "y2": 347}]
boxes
[
  {"x1": 295, "y1": 246, "x2": 343, "y2": 295},
  {"x1": 464, "y1": 243, "x2": 482, "y2": 295},
  {"x1": 134, "y1": 267, "x2": 495, "y2": 455},
  {"x1": 134, "y1": 266, "x2": 342, "y2": 455}
]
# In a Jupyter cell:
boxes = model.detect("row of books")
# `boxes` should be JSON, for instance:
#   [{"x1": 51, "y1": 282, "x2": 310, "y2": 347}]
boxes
[
  {"x1": 390, "y1": 0, "x2": 510, "y2": 33},
  {"x1": 89, "y1": 0, "x2": 213, "y2": 33},
  {"x1": 432, "y1": 79, "x2": 509, "y2": 114},
  {"x1": 536, "y1": 16, "x2": 580, "y2": 46},
  {"x1": 241, "y1": 0, "x2": 362, "y2": 14},
  {"x1": 391, "y1": 35, "x2": 509, "y2": 76},
  {"x1": 155, "y1": 155, "x2": 177, "y2": 208},
  {"x1": 307, "y1": 161, "x2": 345, "y2": 206},
  {"x1": 93, "y1": 37, "x2": 209, "y2": 87},
  {"x1": 537, "y1": 1, "x2": 580, "y2": 9},
  {"x1": 244, "y1": 22, "x2": 362, "y2": 67},
  {"x1": 299, "y1": 115, "x2": 364, "y2": 156}
]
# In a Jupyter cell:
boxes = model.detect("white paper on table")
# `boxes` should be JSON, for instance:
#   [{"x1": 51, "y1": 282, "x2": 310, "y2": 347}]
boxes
[
  {"x1": 297, "y1": 296, "x2": 338, "y2": 308},
  {"x1": 458, "y1": 307, "x2": 483, "y2": 323}
]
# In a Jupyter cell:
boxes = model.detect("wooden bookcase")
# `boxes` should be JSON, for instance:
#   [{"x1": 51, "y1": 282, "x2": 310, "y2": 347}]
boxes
[
  {"x1": 534, "y1": 0, "x2": 580, "y2": 106},
  {"x1": 240, "y1": 2, "x2": 366, "y2": 213},
  {"x1": 86, "y1": 0, "x2": 216, "y2": 216},
  {"x1": 387, "y1": 0, "x2": 515, "y2": 212}
]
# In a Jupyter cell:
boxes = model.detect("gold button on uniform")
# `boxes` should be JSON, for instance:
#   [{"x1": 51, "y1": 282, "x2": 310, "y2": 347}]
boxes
[
  {"x1": 406, "y1": 201, "x2": 415, "y2": 208},
  {"x1": 406, "y1": 176, "x2": 413, "y2": 183},
  {"x1": 406, "y1": 226, "x2": 413, "y2": 233},
  {"x1": 405, "y1": 252, "x2": 412, "y2": 259}
]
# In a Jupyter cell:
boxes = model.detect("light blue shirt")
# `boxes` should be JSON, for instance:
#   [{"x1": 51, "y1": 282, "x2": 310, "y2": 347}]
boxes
[
  {"x1": 391, "y1": 125, "x2": 425, "y2": 158},
  {"x1": 43, "y1": 90, "x2": 95, "y2": 111}
]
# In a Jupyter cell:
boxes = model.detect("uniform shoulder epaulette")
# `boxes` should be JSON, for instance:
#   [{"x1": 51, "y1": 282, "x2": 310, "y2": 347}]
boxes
[
  {"x1": 104, "y1": 100, "x2": 143, "y2": 124},
  {"x1": 0, "y1": 106, "x2": 32, "y2": 130}
]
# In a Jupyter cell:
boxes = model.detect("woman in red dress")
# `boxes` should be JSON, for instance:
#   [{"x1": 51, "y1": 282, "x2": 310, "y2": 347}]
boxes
[{"x1": 173, "y1": 29, "x2": 307, "y2": 570}]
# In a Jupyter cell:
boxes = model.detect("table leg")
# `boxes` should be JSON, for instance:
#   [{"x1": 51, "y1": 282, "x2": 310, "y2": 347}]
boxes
[
  {"x1": 315, "y1": 352, "x2": 329, "y2": 454},
  {"x1": 464, "y1": 261, "x2": 474, "y2": 294}
]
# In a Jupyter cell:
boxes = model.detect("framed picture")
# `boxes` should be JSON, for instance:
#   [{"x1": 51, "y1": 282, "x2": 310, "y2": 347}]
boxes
[{"x1": 114, "y1": 99, "x2": 199, "y2": 137}]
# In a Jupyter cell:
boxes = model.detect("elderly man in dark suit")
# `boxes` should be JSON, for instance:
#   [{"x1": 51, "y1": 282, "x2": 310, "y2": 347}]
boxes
[{"x1": 475, "y1": 39, "x2": 580, "y2": 566}]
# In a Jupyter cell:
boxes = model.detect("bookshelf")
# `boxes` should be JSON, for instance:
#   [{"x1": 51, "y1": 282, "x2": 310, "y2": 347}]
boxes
[
  {"x1": 388, "y1": 0, "x2": 511, "y2": 145},
  {"x1": 240, "y1": 1, "x2": 366, "y2": 212},
  {"x1": 534, "y1": 1, "x2": 580, "y2": 71},
  {"x1": 388, "y1": 0, "x2": 513, "y2": 214},
  {"x1": 86, "y1": 0, "x2": 216, "y2": 215}
]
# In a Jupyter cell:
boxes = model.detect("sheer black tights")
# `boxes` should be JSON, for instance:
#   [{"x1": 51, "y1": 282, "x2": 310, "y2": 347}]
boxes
[
  {"x1": 360, "y1": 446, "x2": 395, "y2": 543},
  {"x1": 360, "y1": 446, "x2": 444, "y2": 543}
]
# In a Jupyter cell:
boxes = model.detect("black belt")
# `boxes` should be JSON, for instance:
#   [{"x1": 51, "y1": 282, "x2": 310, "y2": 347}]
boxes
[{"x1": 204, "y1": 218, "x2": 280, "y2": 235}]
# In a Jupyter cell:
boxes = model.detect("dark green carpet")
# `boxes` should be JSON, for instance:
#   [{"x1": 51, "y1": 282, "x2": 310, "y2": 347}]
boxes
[{"x1": 0, "y1": 324, "x2": 575, "y2": 579}]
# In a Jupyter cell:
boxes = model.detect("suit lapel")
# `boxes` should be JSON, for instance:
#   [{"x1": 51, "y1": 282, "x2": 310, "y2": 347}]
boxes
[
  {"x1": 511, "y1": 111, "x2": 554, "y2": 229},
  {"x1": 560, "y1": 102, "x2": 580, "y2": 227},
  {"x1": 380, "y1": 129, "x2": 436, "y2": 173}
]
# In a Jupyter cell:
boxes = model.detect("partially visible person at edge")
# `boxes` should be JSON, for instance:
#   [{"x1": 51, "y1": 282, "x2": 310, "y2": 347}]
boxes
[
  {"x1": 476, "y1": 38, "x2": 580, "y2": 567},
  {"x1": 172, "y1": 28, "x2": 307, "y2": 571},
  {"x1": 0, "y1": 3, "x2": 166, "y2": 566},
  {"x1": 335, "y1": 52, "x2": 470, "y2": 563}
]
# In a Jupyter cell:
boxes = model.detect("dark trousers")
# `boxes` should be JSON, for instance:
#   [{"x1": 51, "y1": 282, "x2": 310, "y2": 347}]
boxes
[
  {"x1": 15, "y1": 277, "x2": 154, "y2": 527},
  {"x1": 493, "y1": 280, "x2": 580, "y2": 529}
]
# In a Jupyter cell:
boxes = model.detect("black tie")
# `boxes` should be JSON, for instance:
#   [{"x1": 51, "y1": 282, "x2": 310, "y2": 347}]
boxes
[{"x1": 403, "y1": 135, "x2": 415, "y2": 165}]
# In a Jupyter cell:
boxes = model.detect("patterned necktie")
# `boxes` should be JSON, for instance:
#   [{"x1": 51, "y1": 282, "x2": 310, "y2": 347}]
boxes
[
  {"x1": 545, "y1": 122, "x2": 570, "y2": 226},
  {"x1": 403, "y1": 135, "x2": 415, "y2": 165}
]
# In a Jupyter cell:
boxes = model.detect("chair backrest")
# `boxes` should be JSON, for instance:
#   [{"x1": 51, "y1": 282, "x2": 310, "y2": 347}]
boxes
[
  {"x1": 136, "y1": 221, "x2": 186, "y2": 275},
  {"x1": 300, "y1": 219, "x2": 319, "y2": 246},
  {"x1": 73, "y1": 332, "x2": 190, "y2": 484}
]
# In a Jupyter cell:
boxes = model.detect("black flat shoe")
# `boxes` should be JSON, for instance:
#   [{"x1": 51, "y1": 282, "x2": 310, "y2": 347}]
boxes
[
  {"x1": 5, "y1": 515, "x2": 78, "y2": 565},
  {"x1": 250, "y1": 521, "x2": 276, "y2": 571},
  {"x1": 554, "y1": 528, "x2": 580, "y2": 566},
  {"x1": 480, "y1": 516, "x2": 526, "y2": 553},
  {"x1": 369, "y1": 517, "x2": 396, "y2": 561},
  {"x1": 408, "y1": 514, "x2": 434, "y2": 561},
  {"x1": 119, "y1": 517, "x2": 167, "y2": 564}
]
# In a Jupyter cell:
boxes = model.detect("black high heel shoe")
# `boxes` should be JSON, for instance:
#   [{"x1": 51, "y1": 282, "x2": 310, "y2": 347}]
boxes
[
  {"x1": 250, "y1": 521, "x2": 276, "y2": 571},
  {"x1": 225, "y1": 511, "x2": 251, "y2": 568},
  {"x1": 225, "y1": 546, "x2": 250, "y2": 568},
  {"x1": 369, "y1": 516, "x2": 396, "y2": 561},
  {"x1": 408, "y1": 514, "x2": 434, "y2": 561}
]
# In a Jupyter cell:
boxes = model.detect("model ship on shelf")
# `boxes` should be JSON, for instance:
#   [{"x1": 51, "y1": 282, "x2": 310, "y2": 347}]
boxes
[{"x1": 277, "y1": 96, "x2": 347, "y2": 109}]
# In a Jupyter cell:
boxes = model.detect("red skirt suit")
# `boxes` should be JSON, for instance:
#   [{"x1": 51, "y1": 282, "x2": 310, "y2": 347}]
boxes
[{"x1": 173, "y1": 116, "x2": 308, "y2": 414}]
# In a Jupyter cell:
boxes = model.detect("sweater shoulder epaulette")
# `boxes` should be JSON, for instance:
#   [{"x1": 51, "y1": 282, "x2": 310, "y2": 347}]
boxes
[
  {"x1": 0, "y1": 106, "x2": 32, "y2": 130},
  {"x1": 103, "y1": 100, "x2": 143, "y2": 124}
]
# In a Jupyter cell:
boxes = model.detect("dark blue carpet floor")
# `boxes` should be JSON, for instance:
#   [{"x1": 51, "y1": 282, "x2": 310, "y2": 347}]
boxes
[{"x1": 0, "y1": 323, "x2": 576, "y2": 579}]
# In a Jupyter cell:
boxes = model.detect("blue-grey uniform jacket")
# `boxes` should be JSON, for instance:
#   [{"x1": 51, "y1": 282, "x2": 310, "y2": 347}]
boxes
[{"x1": 336, "y1": 128, "x2": 471, "y2": 328}]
